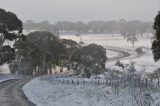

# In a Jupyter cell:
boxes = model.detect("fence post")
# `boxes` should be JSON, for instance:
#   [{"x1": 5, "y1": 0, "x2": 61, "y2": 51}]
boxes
[
  {"x1": 158, "y1": 78, "x2": 159, "y2": 86},
  {"x1": 110, "y1": 78, "x2": 112, "y2": 86},
  {"x1": 106, "y1": 80, "x2": 108, "y2": 85},
  {"x1": 67, "y1": 80, "x2": 69, "y2": 84},
  {"x1": 145, "y1": 78, "x2": 148, "y2": 89},
  {"x1": 83, "y1": 80, "x2": 85, "y2": 84},
  {"x1": 138, "y1": 78, "x2": 141, "y2": 91},
  {"x1": 77, "y1": 80, "x2": 79, "y2": 85}
]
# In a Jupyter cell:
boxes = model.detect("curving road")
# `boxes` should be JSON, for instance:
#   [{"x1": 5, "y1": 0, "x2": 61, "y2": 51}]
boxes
[
  {"x1": 0, "y1": 79, "x2": 35, "y2": 106},
  {"x1": 107, "y1": 48, "x2": 130, "y2": 61}
]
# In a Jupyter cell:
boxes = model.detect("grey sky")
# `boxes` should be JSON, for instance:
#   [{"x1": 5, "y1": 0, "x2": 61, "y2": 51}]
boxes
[{"x1": 0, "y1": 0, "x2": 159, "y2": 23}]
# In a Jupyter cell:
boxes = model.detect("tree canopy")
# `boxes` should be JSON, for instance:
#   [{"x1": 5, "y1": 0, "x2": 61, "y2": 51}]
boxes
[
  {"x1": 0, "y1": 8, "x2": 23, "y2": 65},
  {"x1": 14, "y1": 31, "x2": 66, "y2": 75},
  {"x1": 14, "y1": 33, "x2": 107, "y2": 77},
  {"x1": 152, "y1": 11, "x2": 160, "y2": 61},
  {"x1": 71, "y1": 43, "x2": 107, "y2": 78}
]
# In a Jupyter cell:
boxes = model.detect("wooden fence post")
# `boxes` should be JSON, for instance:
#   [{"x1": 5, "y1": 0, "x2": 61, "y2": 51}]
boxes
[
  {"x1": 67, "y1": 80, "x2": 69, "y2": 84},
  {"x1": 110, "y1": 78, "x2": 112, "y2": 86},
  {"x1": 98, "y1": 80, "x2": 100, "y2": 84},
  {"x1": 138, "y1": 78, "x2": 141, "y2": 91},
  {"x1": 145, "y1": 78, "x2": 148, "y2": 89},
  {"x1": 83, "y1": 80, "x2": 85, "y2": 84},
  {"x1": 158, "y1": 78, "x2": 159, "y2": 86},
  {"x1": 77, "y1": 80, "x2": 79, "y2": 85},
  {"x1": 106, "y1": 80, "x2": 108, "y2": 85}
]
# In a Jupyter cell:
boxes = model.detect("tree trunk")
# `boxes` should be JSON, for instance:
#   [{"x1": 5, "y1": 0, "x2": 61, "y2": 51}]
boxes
[
  {"x1": 49, "y1": 64, "x2": 52, "y2": 75},
  {"x1": 0, "y1": 35, "x2": 5, "y2": 50},
  {"x1": 41, "y1": 56, "x2": 48, "y2": 75}
]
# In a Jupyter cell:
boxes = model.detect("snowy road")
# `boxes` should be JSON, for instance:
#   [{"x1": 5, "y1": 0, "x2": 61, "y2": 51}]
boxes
[
  {"x1": 0, "y1": 79, "x2": 35, "y2": 106},
  {"x1": 107, "y1": 48, "x2": 130, "y2": 61}
]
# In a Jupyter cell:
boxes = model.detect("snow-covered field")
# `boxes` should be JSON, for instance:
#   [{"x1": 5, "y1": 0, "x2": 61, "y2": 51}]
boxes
[
  {"x1": 60, "y1": 34, "x2": 152, "y2": 50},
  {"x1": 106, "y1": 49, "x2": 121, "y2": 59},
  {"x1": 0, "y1": 74, "x2": 19, "y2": 83},
  {"x1": 23, "y1": 76, "x2": 160, "y2": 106},
  {"x1": 0, "y1": 64, "x2": 17, "y2": 82},
  {"x1": 106, "y1": 48, "x2": 159, "y2": 75},
  {"x1": 0, "y1": 64, "x2": 10, "y2": 74}
]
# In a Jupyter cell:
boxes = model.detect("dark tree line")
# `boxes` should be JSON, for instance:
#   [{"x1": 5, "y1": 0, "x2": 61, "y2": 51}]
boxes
[
  {"x1": 24, "y1": 20, "x2": 59, "y2": 35},
  {"x1": 0, "y1": 8, "x2": 25, "y2": 65},
  {"x1": 13, "y1": 31, "x2": 66, "y2": 75},
  {"x1": 23, "y1": 20, "x2": 153, "y2": 36},
  {"x1": 12, "y1": 31, "x2": 107, "y2": 77},
  {"x1": 152, "y1": 11, "x2": 160, "y2": 61}
]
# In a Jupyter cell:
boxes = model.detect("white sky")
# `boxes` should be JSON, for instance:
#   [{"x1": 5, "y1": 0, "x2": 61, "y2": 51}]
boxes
[{"x1": 0, "y1": 0, "x2": 159, "y2": 23}]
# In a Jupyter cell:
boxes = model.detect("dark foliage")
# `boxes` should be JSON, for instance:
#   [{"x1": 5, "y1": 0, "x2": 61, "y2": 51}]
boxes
[
  {"x1": 71, "y1": 43, "x2": 107, "y2": 78},
  {"x1": 0, "y1": 8, "x2": 23, "y2": 65},
  {"x1": 152, "y1": 11, "x2": 160, "y2": 61},
  {"x1": 0, "y1": 45, "x2": 15, "y2": 65},
  {"x1": 14, "y1": 31, "x2": 66, "y2": 75}
]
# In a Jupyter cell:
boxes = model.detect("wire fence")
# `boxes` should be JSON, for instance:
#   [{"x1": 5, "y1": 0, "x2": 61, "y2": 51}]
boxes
[{"x1": 49, "y1": 75, "x2": 160, "y2": 90}]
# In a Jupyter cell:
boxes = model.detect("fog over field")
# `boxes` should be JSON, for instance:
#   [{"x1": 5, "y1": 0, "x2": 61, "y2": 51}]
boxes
[{"x1": 0, "y1": 0, "x2": 159, "y2": 23}]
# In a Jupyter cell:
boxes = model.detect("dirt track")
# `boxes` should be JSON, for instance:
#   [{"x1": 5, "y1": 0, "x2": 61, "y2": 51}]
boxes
[{"x1": 0, "y1": 79, "x2": 35, "y2": 106}]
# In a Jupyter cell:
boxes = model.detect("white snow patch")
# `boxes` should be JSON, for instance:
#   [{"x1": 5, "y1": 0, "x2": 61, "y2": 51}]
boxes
[
  {"x1": 23, "y1": 76, "x2": 160, "y2": 106},
  {"x1": 0, "y1": 74, "x2": 19, "y2": 83}
]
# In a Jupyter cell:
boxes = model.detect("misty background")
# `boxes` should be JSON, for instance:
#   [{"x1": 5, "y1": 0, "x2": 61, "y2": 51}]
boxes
[{"x1": 0, "y1": 0, "x2": 160, "y2": 23}]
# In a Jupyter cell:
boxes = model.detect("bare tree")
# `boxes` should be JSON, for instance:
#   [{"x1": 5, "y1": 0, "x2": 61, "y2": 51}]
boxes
[{"x1": 127, "y1": 34, "x2": 138, "y2": 48}]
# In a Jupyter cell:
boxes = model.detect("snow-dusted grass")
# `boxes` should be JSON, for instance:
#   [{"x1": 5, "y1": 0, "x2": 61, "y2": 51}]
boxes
[
  {"x1": 23, "y1": 76, "x2": 160, "y2": 106},
  {"x1": 0, "y1": 74, "x2": 19, "y2": 83},
  {"x1": 0, "y1": 64, "x2": 20, "y2": 82},
  {"x1": 0, "y1": 64, "x2": 10, "y2": 74},
  {"x1": 106, "y1": 49, "x2": 120, "y2": 59},
  {"x1": 106, "y1": 49, "x2": 158, "y2": 74},
  {"x1": 60, "y1": 34, "x2": 152, "y2": 50}
]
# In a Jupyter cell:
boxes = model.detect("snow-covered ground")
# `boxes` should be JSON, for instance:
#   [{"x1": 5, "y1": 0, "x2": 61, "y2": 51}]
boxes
[
  {"x1": 0, "y1": 64, "x2": 10, "y2": 74},
  {"x1": 106, "y1": 49, "x2": 120, "y2": 59},
  {"x1": 0, "y1": 74, "x2": 19, "y2": 83},
  {"x1": 0, "y1": 64, "x2": 17, "y2": 82},
  {"x1": 23, "y1": 76, "x2": 160, "y2": 106},
  {"x1": 60, "y1": 34, "x2": 152, "y2": 50},
  {"x1": 23, "y1": 34, "x2": 160, "y2": 106},
  {"x1": 106, "y1": 48, "x2": 159, "y2": 75}
]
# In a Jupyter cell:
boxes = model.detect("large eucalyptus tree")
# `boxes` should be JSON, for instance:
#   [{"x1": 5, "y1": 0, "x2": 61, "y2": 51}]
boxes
[{"x1": 0, "y1": 8, "x2": 24, "y2": 65}]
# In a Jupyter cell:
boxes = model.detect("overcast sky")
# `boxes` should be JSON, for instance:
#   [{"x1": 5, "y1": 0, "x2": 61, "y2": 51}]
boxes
[{"x1": 0, "y1": 0, "x2": 159, "y2": 23}]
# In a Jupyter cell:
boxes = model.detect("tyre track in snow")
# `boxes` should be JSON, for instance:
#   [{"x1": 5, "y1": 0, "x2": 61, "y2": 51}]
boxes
[{"x1": 106, "y1": 47, "x2": 142, "y2": 62}]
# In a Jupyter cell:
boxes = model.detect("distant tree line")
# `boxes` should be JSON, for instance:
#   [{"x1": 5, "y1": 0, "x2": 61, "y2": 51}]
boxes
[
  {"x1": 152, "y1": 11, "x2": 160, "y2": 61},
  {"x1": 23, "y1": 20, "x2": 154, "y2": 36}
]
